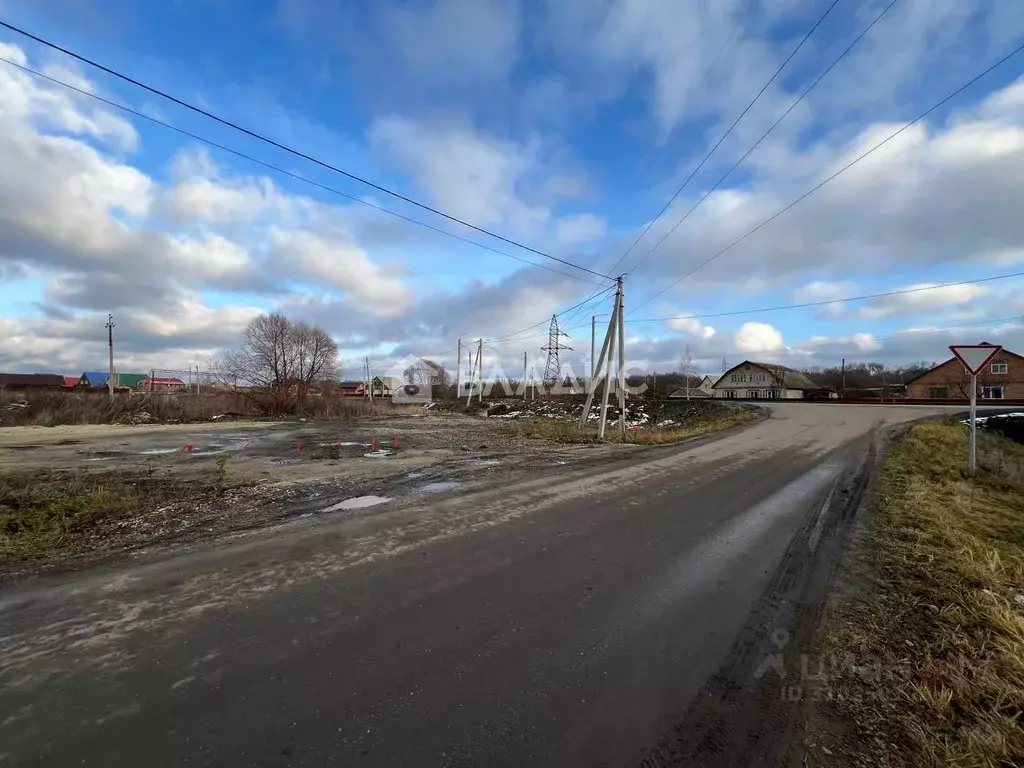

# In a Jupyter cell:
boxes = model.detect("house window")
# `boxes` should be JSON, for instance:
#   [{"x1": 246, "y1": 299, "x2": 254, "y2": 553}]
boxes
[
  {"x1": 929, "y1": 387, "x2": 948, "y2": 399},
  {"x1": 730, "y1": 374, "x2": 738, "y2": 383},
  {"x1": 991, "y1": 361, "x2": 1007, "y2": 374},
  {"x1": 982, "y1": 386, "x2": 1004, "y2": 399}
]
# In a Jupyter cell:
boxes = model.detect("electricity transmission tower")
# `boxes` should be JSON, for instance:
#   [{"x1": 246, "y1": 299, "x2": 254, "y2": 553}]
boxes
[{"x1": 541, "y1": 314, "x2": 572, "y2": 392}]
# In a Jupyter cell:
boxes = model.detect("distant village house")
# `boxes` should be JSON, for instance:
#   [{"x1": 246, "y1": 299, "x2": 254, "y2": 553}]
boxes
[{"x1": 713, "y1": 361, "x2": 820, "y2": 400}]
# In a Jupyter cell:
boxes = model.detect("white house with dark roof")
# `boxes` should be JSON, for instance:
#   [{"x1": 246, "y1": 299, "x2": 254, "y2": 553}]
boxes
[{"x1": 712, "y1": 361, "x2": 818, "y2": 400}]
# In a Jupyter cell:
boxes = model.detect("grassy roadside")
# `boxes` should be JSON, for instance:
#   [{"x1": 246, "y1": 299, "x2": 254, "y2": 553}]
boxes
[
  {"x1": 823, "y1": 421, "x2": 1024, "y2": 767},
  {"x1": 498, "y1": 406, "x2": 757, "y2": 445},
  {"x1": 0, "y1": 468, "x2": 248, "y2": 575}
]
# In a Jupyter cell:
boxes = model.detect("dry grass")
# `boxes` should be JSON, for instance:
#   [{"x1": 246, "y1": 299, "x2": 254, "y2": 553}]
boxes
[
  {"x1": 0, "y1": 389, "x2": 425, "y2": 427},
  {"x1": 827, "y1": 421, "x2": 1024, "y2": 767},
  {"x1": 0, "y1": 469, "x2": 223, "y2": 566},
  {"x1": 499, "y1": 406, "x2": 756, "y2": 444}
]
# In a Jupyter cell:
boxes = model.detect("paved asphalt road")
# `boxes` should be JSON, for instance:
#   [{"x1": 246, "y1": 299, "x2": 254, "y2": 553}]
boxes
[{"x1": 0, "y1": 404, "x2": 966, "y2": 767}]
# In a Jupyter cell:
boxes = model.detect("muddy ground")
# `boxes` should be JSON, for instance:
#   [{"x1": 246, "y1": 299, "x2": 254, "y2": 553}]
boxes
[{"x1": 1, "y1": 400, "x2": 749, "y2": 578}]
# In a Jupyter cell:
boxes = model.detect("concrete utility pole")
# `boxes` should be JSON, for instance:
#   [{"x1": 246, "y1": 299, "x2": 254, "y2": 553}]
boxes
[
  {"x1": 196, "y1": 365, "x2": 201, "y2": 396},
  {"x1": 580, "y1": 277, "x2": 626, "y2": 439},
  {"x1": 466, "y1": 339, "x2": 483, "y2": 407},
  {"x1": 456, "y1": 337, "x2": 462, "y2": 398},
  {"x1": 105, "y1": 313, "x2": 115, "y2": 399},
  {"x1": 841, "y1": 358, "x2": 846, "y2": 398},
  {"x1": 522, "y1": 351, "x2": 528, "y2": 400},
  {"x1": 616, "y1": 281, "x2": 626, "y2": 436},
  {"x1": 684, "y1": 344, "x2": 693, "y2": 401},
  {"x1": 591, "y1": 316, "x2": 596, "y2": 381},
  {"x1": 476, "y1": 338, "x2": 484, "y2": 404}
]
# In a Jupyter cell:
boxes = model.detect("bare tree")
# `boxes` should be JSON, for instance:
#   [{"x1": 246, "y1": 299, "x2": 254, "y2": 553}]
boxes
[{"x1": 217, "y1": 313, "x2": 340, "y2": 407}]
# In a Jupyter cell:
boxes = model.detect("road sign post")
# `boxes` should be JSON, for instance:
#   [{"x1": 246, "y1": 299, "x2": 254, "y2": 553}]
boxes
[{"x1": 949, "y1": 344, "x2": 1002, "y2": 475}]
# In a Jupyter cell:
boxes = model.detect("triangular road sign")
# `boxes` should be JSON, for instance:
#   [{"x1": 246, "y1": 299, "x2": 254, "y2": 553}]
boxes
[{"x1": 950, "y1": 344, "x2": 1002, "y2": 375}]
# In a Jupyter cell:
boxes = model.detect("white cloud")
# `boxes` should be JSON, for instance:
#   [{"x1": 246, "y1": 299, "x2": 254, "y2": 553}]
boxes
[
  {"x1": 858, "y1": 283, "x2": 988, "y2": 319},
  {"x1": 633, "y1": 72, "x2": 1024, "y2": 305},
  {"x1": 556, "y1": 213, "x2": 607, "y2": 245},
  {"x1": 666, "y1": 316, "x2": 716, "y2": 340},
  {"x1": 789, "y1": 280, "x2": 856, "y2": 303},
  {"x1": 371, "y1": 116, "x2": 551, "y2": 235},
  {"x1": 734, "y1": 322, "x2": 783, "y2": 354},
  {"x1": 162, "y1": 149, "x2": 277, "y2": 223},
  {"x1": 267, "y1": 229, "x2": 412, "y2": 314}
]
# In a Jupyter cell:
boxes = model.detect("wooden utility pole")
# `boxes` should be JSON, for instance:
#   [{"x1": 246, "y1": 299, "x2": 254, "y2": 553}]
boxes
[{"x1": 105, "y1": 314, "x2": 115, "y2": 399}]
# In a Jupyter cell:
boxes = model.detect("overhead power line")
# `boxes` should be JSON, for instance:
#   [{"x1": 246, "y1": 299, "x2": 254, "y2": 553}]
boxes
[
  {"x1": 565, "y1": 0, "x2": 841, "y2": 327},
  {"x1": 0, "y1": 56, "x2": 608, "y2": 287},
  {"x1": 628, "y1": 7, "x2": 744, "y2": 185},
  {"x1": 0, "y1": 21, "x2": 613, "y2": 283},
  {"x1": 626, "y1": 0, "x2": 899, "y2": 277},
  {"x1": 611, "y1": 0, "x2": 841, "y2": 277},
  {"x1": 636, "y1": 315, "x2": 1024, "y2": 364},
  {"x1": 554, "y1": 271, "x2": 1024, "y2": 331},
  {"x1": 622, "y1": 270, "x2": 1024, "y2": 324},
  {"x1": 484, "y1": 286, "x2": 617, "y2": 346},
  {"x1": 629, "y1": 38, "x2": 1024, "y2": 315}
]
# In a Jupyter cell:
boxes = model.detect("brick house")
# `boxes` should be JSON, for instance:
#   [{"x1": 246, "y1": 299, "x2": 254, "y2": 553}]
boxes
[
  {"x1": 339, "y1": 380, "x2": 366, "y2": 397},
  {"x1": 904, "y1": 343, "x2": 1023, "y2": 400}
]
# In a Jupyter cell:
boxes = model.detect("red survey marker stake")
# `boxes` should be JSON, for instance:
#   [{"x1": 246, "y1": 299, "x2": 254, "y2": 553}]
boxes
[
  {"x1": 950, "y1": 344, "x2": 1002, "y2": 475},
  {"x1": 296, "y1": 440, "x2": 304, "y2": 456}
]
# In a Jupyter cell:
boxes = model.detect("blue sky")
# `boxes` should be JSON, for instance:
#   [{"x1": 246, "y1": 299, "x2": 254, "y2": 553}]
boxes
[{"x1": 1, "y1": 0, "x2": 1024, "y2": 378}]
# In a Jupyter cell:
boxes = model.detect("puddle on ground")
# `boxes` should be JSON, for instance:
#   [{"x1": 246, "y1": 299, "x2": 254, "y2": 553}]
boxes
[
  {"x1": 138, "y1": 448, "x2": 180, "y2": 455},
  {"x1": 319, "y1": 441, "x2": 367, "y2": 447},
  {"x1": 406, "y1": 471, "x2": 426, "y2": 479},
  {"x1": 468, "y1": 459, "x2": 502, "y2": 467},
  {"x1": 420, "y1": 481, "x2": 462, "y2": 493},
  {"x1": 322, "y1": 495, "x2": 393, "y2": 511},
  {"x1": 363, "y1": 450, "x2": 394, "y2": 459}
]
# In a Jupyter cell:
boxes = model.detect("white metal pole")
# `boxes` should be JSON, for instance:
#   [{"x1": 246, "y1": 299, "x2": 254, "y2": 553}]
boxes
[
  {"x1": 616, "y1": 279, "x2": 626, "y2": 437},
  {"x1": 597, "y1": 290, "x2": 620, "y2": 439},
  {"x1": 969, "y1": 372, "x2": 977, "y2": 474},
  {"x1": 456, "y1": 337, "x2": 461, "y2": 398},
  {"x1": 522, "y1": 351, "x2": 528, "y2": 400}
]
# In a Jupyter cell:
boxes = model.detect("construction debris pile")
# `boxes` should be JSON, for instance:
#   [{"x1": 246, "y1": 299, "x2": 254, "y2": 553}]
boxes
[{"x1": 484, "y1": 398, "x2": 731, "y2": 428}]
